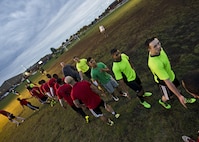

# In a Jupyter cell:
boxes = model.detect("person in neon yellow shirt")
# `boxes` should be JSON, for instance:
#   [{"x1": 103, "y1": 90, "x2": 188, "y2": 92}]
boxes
[
  {"x1": 145, "y1": 37, "x2": 196, "y2": 109},
  {"x1": 110, "y1": 48, "x2": 152, "y2": 109},
  {"x1": 73, "y1": 56, "x2": 91, "y2": 81}
]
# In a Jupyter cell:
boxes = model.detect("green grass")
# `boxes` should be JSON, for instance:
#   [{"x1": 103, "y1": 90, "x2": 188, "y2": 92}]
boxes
[{"x1": 0, "y1": 0, "x2": 199, "y2": 142}]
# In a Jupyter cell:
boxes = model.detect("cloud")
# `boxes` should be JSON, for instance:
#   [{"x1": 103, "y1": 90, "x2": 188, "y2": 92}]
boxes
[{"x1": 0, "y1": 0, "x2": 115, "y2": 85}]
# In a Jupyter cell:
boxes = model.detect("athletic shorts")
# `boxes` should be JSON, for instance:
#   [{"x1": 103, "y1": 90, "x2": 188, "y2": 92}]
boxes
[
  {"x1": 158, "y1": 78, "x2": 180, "y2": 100},
  {"x1": 89, "y1": 100, "x2": 106, "y2": 118},
  {"x1": 102, "y1": 76, "x2": 119, "y2": 94},
  {"x1": 8, "y1": 114, "x2": 15, "y2": 120},
  {"x1": 126, "y1": 75, "x2": 142, "y2": 93}
]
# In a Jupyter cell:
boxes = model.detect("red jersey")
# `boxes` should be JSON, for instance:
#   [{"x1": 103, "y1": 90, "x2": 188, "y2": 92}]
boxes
[
  {"x1": 30, "y1": 87, "x2": 46, "y2": 99},
  {"x1": 0, "y1": 110, "x2": 10, "y2": 117},
  {"x1": 41, "y1": 83, "x2": 50, "y2": 93},
  {"x1": 19, "y1": 99, "x2": 29, "y2": 106},
  {"x1": 71, "y1": 81, "x2": 101, "y2": 109},
  {"x1": 56, "y1": 84, "x2": 74, "y2": 106},
  {"x1": 48, "y1": 78, "x2": 56, "y2": 88}
]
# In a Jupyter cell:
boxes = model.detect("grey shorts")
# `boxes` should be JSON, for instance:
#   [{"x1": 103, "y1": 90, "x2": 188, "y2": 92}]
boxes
[{"x1": 102, "y1": 76, "x2": 119, "y2": 94}]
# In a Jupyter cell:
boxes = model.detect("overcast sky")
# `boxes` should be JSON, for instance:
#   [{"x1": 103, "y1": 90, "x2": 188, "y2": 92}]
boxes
[{"x1": 0, "y1": 0, "x2": 115, "y2": 86}]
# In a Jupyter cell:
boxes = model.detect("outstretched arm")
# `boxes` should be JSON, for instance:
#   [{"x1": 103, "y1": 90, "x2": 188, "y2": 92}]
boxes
[{"x1": 164, "y1": 79, "x2": 187, "y2": 108}]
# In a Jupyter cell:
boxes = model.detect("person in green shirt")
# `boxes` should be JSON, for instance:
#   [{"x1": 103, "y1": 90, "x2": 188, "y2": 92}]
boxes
[
  {"x1": 87, "y1": 57, "x2": 130, "y2": 102},
  {"x1": 145, "y1": 37, "x2": 196, "y2": 109},
  {"x1": 110, "y1": 48, "x2": 152, "y2": 109}
]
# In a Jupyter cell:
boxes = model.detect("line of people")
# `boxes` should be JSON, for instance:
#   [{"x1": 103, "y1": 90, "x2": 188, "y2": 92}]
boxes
[{"x1": 2, "y1": 37, "x2": 198, "y2": 128}]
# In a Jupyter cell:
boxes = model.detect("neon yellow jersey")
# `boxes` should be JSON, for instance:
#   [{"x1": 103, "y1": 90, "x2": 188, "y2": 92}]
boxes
[
  {"x1": 76, "y1": 59, "x2": 89, "y2": 73},
  {"x1": 148, "y1": 48, "x2": 175, "y2": 83},
  {"x1": 112, "y1": 53, "x2": 136, "y2": 82}
]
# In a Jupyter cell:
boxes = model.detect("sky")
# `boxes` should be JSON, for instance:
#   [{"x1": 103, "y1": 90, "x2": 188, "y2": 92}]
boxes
[{"x1": 0, "y1": 0, "x2": 115, "y2": 86}]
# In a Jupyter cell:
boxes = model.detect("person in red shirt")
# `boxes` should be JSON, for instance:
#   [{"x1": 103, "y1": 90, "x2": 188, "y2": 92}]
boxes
[
  {"x1": 17, "y1": 98, "x2": 39, "y2": 111},
  {"x1": 64, "y1": 76, "x2": 120, "y2": 126},
  {"x1": 39, "y1": 80, "x2": 53, "y2": 98},
  {"x1": 56, "y1": 78, "x2": 89, "y2": 123},
  {"x1": 46, "y1": 74, "x2": 56, "y2": 97},
  {"x1": 0, "y1": 110, "x2": 25, "y2": 126},
  {"x1": 27, "y1": 86, "x2": 48, "y2": 104}
]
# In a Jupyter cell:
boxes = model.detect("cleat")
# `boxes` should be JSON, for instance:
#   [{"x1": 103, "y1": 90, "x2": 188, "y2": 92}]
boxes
[
  {"x1": 85, "y1": 116, "x2": 90, "y2": 123},
  {"x1": 140, "y1": 101, "x2": 151, "y2": 109},
  {"x1": 107, "y1": 119, "x2": 114, "y2": 126},
  {"x1": 143, "y1": 92, "x2": 152, "y2": 97},
  {"x1": 159, "y1": 99, "x2": 171, "y2": 109},
  {"x1": 114, "y1": 113, "x2": 120, "y2": 118},
  {"x1": 185, "y1": 98, "x2": 196, "y2": 104},
  {"x1": 112, "y1": 96, "x2": 119, "y2": 102}
]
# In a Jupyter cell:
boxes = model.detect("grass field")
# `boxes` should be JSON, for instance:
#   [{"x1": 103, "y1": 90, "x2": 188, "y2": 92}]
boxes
[{"x1": 0, "y1": 0, "x2": 199, "y2": 142}]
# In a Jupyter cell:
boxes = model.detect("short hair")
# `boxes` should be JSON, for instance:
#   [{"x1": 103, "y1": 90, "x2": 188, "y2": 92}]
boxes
[
  {"x1": 73, "y1": 56, "x2": 77, "y2": 59},
  {"x1": 56, "y1": 78, "x2": 63, "y2": 84},
  {"x1": 46, "y1": 74, "x2": 51, "y2": 78},
  {"x1": 64, "y1": 76, "x2": 74, "y2": 84},
  {"x1": 182, "y1": 70, "x2": 199, "y2": 95},
  {"x1": 87, "y1": 57, "x2": 92, "y2": 63},
  {"x1": 110, "y1": 48, "x2": 117, "y2": 55},
  {"x1": 53, "y1": 74, "x2": 59, "y2": 79},
  {"x1": 17, "y1": 98, "x2": 20, "y2": 101},
  {"x1": 144, "y1": 37, "x2": 156, "y2": 48}
]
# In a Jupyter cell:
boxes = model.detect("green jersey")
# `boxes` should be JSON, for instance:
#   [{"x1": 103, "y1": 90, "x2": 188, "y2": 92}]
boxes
[
  {"x1": 148, "y1": 48, "x2": 175, "y2": 83},
  {"x1": 76, "y1": 58, "x2": 89, "y2": 73},
  {"x1": 112, "y1": 53, "x2": 136, "y2": 82},
  {"x1": 91, "y1": 62, "x2": 111, "y2": 84}
]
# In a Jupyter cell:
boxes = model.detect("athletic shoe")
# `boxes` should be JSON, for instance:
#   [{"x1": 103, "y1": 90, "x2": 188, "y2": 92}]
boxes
[
  {"x1": 112, "y1": 96, "x2": 119, "y2": 102},
  {"x1": 107, "y1": 119, "x2": 114, "y2": 126},
  {"x1": 114, "y1": 113, "x2": 120, "y2": 119},
  {"x1": 143, "y1": 92, "x2": 152, "y2": 97},
  {"x1": 17, "y1": 123, "x2": 20, "y2": 127},
  {"x1": 158, "y1": 99, "x2": 171, "y2": 109},
  {"x1": 182, "y1": 135, "x2": 195, "y2": 142},
  {"x1": 121, "y1": 92, "x2": 128, "y2": 97},
  {"x1": 21, "y1": 119, "x2": 25, "y2": 123},
  {"x1": 185, "y1": 98, "x2": 196, "y2": 104},
  {"x1": 140, "y1": 101, "x2": 151, "y2": 109},
  {"x1": 85, "y1": 116, "x2": 90, "y2": 123}
]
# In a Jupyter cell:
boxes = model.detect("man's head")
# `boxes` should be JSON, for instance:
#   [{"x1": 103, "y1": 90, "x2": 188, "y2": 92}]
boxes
[
  {"x1": 87, "y1": 57, "x2": 96, "y2": 67},
  {"x1": 17, "y1": 98, "x2": 21, "y2": 101},
  {"x1": 145, "y1": 37, "x2": 162, "y2": 56},
  {"x1": 64, "y1": 76, "x2": 76, "y2": 86},
  {"x1": 181, "y1": 70, "x2": 199, "y2": 98},
  {"x1": 46, "y1": 74, "x2": 51, "y2": 78},
  {"x1": 110, "y1": 48, "x2": 121, "y2": 61},
  {"x1": 73, "y1": 56, "x2": 80, "y2": 63},
  {"x1": 53, "y1": 74, "x2": 59, "y2": 79}
]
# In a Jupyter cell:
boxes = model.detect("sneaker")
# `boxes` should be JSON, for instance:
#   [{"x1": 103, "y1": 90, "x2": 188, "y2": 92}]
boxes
[
  {"x1": 107, "y1": 119, "x2": 114, "y2": 126},
  {"x1": 143, "y1": 92, "x2": 152, "y2": 97},
  {"x1": 21, "y1": 119, "x2": 25, "y2": 123},
  {"x1": 158, "y1": 99, "x2": 171, "y2": 109},
  {"x1": 182, "y1": 135, "x2": 195, "y2": 142},
  {"x1": 114, "y1": 113, "x2": 120, "y2": 119},
  {"x1": 85, "y1": 116, "x2": 90, "y2": 123},
  {"x1": 17, "y1": 123, "x2": 20, "y2": 127},
  {"x1": 185, "y1": 98, "x2": 196, "y2": 104},
  {"x1": 140, "y1": 101, "x2": 151, "y2": 109},
  {"x1": 112, "y1": 96, "x2": 119, "y2": 102},
  {"x1": 121, "y1": 92, "x2": 128, "y2": 97}
]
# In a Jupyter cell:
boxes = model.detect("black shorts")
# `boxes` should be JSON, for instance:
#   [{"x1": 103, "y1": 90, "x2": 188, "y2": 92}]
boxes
[
  {"x1": 89, "y1": 100, "x2": 105, "y2": 117},
  {"x1": 126, "y1": 75, "x2": 142, "y2": 93},
  {"x1": 8, "y1": 114, "x2": 15, "y2": 120},
  {"x1": 158, "y1": 78, "x2": 180, "y2": 100}
]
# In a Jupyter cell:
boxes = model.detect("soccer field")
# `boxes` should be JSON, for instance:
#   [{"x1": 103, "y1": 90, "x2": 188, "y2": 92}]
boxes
[{"x1": 0, "y1": 0, "x2": 199, "y2": 141}]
